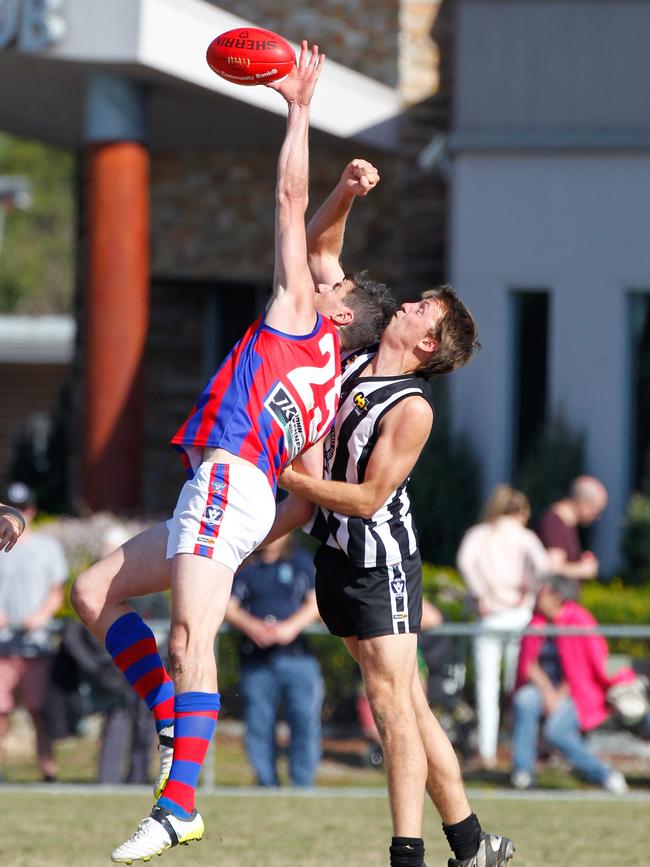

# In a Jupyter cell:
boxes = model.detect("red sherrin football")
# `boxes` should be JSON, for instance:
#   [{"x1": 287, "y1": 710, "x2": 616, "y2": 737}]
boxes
[{"x1": 206, "y1": 27, "x2": 295, "y2": 86}]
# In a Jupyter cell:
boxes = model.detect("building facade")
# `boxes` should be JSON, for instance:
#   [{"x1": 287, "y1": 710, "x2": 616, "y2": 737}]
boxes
[{"x1": 450, "y1": 0, "x2": 650, "y2": 569}]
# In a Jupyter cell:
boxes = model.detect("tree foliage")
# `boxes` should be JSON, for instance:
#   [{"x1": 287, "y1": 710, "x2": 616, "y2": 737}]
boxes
[
  {"x1": 0, "y1": 133, "x2": 74, "y2": 313},
  {"x1": 514, "y1": 411, "x2": 585, "y2": 522},
  {"x1": 408, "y1": 382, "x2": 482, "y2": 566},
  {"x1": 620, "y1": 493, "x2": 650, "y2": 587}
]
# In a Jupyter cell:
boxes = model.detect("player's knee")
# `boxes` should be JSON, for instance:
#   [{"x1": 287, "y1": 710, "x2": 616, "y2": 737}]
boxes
[
  {"x1": 69, "y1": 569, "x2": 102, "y2": 626},
  {"x1": 167, "y1": 625, "x2": 196, "y2": 677},
  {"x1": 365, "y1": 677, "x2": 412, "y2": 729}
]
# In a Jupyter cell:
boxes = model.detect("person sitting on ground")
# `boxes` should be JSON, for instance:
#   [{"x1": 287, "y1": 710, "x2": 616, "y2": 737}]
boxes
[{"x1": 511, "y1": 574, "x2": 637, "y2": 794}]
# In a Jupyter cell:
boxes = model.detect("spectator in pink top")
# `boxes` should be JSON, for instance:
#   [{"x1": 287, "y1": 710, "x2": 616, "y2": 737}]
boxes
[
  {"x1": 536, "y1": 476, "x2": 607, "y2": 582},
  {"x1": 511, "y1": 574, "x2": 636, "y2": 793},
  {"x1": 457, "y1": 485, "x2": 550, "y2": 768}
]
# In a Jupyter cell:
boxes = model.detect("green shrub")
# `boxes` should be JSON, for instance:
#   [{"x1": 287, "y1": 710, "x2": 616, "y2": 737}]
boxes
[
  {"x1": 515, "y1": 412, "x2": 585, "y2": 521},
  {"x1": 422, "y1": 562, "x2": 470, "y2": 621},
  {"x1": 581, "y1": 579, "x2": 650, "y2": 658},
  {"x1": 619, "y1": 493, "x2": 650, "y2": 586},
  {"x1": 409, "y1": 384, "x2": 481, "y2": 566}
]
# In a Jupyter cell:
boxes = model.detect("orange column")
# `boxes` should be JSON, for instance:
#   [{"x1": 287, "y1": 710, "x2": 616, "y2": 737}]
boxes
[{"x1": 82, "y1": 142, "x2": 149, "y2": 511}]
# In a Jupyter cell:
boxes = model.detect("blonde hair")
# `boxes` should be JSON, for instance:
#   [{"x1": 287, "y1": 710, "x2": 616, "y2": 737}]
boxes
[{"x1": 480, "y1": 484, "x2": 530, "y2": 523}]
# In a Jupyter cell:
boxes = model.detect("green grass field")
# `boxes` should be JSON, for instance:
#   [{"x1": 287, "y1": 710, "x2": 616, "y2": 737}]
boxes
[{"x1": 3, "y1": 787, "x2": 646, "y2": 867}]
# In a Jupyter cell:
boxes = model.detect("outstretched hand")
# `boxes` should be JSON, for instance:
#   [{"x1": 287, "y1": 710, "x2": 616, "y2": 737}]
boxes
[
  {"x1": 266, "y1": 40, "x2": 325, "y2": 105},
  {"x1": 341, "y1": 159, "x2": 380, "y2": 197}
]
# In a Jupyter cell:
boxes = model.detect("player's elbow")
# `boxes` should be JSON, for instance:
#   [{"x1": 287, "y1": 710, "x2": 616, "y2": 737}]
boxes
[
  {"x1": 276, "y1": 188, "x2": 308, "y2": 214},
  {"x1": 357, "y1": 491, "x2": 384, "y2": 520},
  {"x1": 295, "y1": 498, "x2": 316, "y2": 525}
]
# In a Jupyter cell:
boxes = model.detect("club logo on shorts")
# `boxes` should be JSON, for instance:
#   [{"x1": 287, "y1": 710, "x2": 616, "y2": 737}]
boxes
[
  {"x1": 353, "y1": 391, "x2": 369, "y2": 413},
  {"x1": 203, "y1": 505, "x2": 224, "y2": 526},
  {"x1": 390, "y1": 577, "x2": 406, "y2": 597},
  {"x1": 264, "y1": 383, "x2": 305, "y2": 459}
]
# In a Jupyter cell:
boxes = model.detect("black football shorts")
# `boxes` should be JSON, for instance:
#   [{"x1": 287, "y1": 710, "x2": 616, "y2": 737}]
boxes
[{"x1": 314, "y1": 544, "x2": 423, "y2": 640}]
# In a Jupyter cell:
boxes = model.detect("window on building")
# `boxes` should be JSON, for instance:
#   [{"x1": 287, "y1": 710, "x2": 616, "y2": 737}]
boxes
[
  {"x1": 510, "y1": 290, "x2": 549, "y2": 471},
  {"x1": 628, "y1": 292, "x2": 650, "y2": 490},
  {"x1": 203, "y1": 280, "x2": 269, "y2": 378}
]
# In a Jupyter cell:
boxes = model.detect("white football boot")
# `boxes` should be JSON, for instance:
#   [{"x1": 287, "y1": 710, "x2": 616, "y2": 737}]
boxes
[
  {"x1": 153, "y1": 725, "x2": 174, "y2": 799},
  {"x1": 111, "y1": 805, "x2": 204, "y2": 864}
]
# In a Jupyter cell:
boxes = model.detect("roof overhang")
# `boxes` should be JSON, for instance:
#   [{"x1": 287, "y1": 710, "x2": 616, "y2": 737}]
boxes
[
  {"x1": 0, "y1": 0, "x2": 404, "y2": 151},
  {"x1": 0, "y1": 315, "x2": 75, "y2": 364}
]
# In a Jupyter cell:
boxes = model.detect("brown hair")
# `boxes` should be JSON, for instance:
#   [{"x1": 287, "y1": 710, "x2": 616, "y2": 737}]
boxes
[
  {"x1": 339, "y1": 270, "x2": 398, "y2": 349},
  {"x1": 480, "y1": 483, "x2": 531, "y2": 523},
  {"x1": 415, "y1": 285, "x2": 480, "y2": 380}
]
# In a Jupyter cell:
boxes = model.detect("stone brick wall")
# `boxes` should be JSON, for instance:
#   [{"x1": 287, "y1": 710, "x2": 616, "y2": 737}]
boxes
[
  {"x1": 141, "y1": 280, "x2": 207, "y2": 512},
  {"x1": 205, "y1": 0, "x2": 400, "y2": 86},
  {"x1": 151, "y1": 149, "x2": 403, "y2": 286},
  {"x1": 394, "y1": 0, "x2": 454, "y2": 295},
  {"x1": 151, "y1": 0, "x2": 452, "y2": 293},
  {"x1": 400, "y1": 0, "x2": 445, "y2": 106}
]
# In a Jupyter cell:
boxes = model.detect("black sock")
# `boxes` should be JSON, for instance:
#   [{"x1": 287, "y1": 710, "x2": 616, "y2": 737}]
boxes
[
  {"x1": 443, "y1": 813, "x2": 482, "y2": 861},
  {"x1": 390, "y1": 836, "x2": 425, "y2": 867}
]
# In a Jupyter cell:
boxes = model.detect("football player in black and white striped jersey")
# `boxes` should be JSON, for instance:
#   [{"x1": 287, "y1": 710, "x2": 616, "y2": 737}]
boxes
[{"x1": 267, "y1": 161, "x2": 515, "y2": 867}]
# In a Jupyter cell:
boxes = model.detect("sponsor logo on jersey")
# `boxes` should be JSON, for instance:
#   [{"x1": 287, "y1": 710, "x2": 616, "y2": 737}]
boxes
[
  {"x1": 353, "y1": 391, "x2": 369, "y2": 412},
  {"x1": 323, "y1": 429, "x2": 336, "y2": 465},
  {"x1": 203, "y1": 505, "x2": 224, "y2": 526},
  {"x1": 264, "y1": 383, "x2": 306, "y2": 459}
]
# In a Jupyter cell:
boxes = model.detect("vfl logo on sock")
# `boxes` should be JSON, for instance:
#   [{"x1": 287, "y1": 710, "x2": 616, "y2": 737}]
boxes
[{"x1": 203, "y1": 505, "x2": 224, "y2": 526}]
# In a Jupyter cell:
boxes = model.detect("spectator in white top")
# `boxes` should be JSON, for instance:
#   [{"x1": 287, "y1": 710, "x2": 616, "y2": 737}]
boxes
[
  {"x1": 457, "y1": 484, "x2": 550, "y2": 769},
  {"x1": 0, "y1": 482, "x2": 68, "y2": 781}
]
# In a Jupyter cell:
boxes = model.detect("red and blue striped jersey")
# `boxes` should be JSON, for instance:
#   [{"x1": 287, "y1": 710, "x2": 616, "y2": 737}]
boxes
[{"x1": 171, "y1": 313, "x2": 341, "y2": 491}]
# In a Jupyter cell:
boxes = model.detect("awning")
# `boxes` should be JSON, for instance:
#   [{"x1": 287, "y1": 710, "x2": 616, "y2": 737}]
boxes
[{"x1": 0, "y1": 0, "x2": 403, "y2": 151}]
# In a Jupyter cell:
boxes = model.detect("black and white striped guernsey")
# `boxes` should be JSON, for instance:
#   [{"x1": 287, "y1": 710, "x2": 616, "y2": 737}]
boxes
[{"x1": 304, "y1": 345, "x2": 434, "y2": 568}]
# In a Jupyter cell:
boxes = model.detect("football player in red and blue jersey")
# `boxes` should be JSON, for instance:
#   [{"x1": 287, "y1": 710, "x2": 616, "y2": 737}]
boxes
[{"x1": 71, "y1": 41, "x2": 395, "y2": 864}]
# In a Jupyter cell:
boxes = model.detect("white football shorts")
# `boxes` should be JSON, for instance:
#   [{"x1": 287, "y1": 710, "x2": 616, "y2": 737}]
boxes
[{"x1": 166, "y1": 461, "x2": 276, "y2": 572}]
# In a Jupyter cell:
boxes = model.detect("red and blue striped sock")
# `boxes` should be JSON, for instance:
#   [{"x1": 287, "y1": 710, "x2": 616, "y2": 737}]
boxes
[
  {"x1": 105, "y1": 611, "x2": 175, "y2": 734},
  {"x1": 157, "y1": 691, "x2": 220, "y2": 818}
]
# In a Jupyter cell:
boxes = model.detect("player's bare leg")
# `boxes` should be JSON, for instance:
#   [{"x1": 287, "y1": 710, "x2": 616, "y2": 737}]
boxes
[
  {"x1": 410, "y1": 667, "x2": 471, "y2": 824},
  {"x1": 356, "y1": 634, "x2": 427, "y2": 837},
  {"x1": 111, "y1": 553, "x2": 233, "y2": 864},
  {"x1": 345, "y1": 636, "x2": 514, "y2": 866},
  {"x1": 70, "y1": 521, "x2": 172, "y2": 641},
  {"x1": 166, "y1": 552, "x2": 233, "y2": 692},
  {"x1": 71, "y1": 522, "x2": 177, "y2": 801}
]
